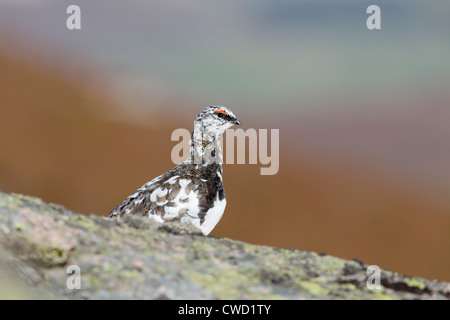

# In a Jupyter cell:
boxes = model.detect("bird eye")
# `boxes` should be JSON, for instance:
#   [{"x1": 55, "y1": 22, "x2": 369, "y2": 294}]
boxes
[{"x1": 215, "y1": 110, "x2": 227, "y2": 118}]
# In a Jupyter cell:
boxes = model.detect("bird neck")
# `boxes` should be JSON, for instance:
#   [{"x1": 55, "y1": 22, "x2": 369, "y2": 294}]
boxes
[{"x1": 184, "y1": 122, "x2": 223, "y2": 166}]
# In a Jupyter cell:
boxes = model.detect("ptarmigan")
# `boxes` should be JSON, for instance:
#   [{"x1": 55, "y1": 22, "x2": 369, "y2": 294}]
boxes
[{"x1": 108, "y1": 106, "x2": 242, "y2": 235}]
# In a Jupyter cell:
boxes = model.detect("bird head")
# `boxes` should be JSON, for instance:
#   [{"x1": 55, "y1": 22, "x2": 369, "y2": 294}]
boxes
[{"x1": 194, "y1": 106, "x2": 242, "y2": 140}]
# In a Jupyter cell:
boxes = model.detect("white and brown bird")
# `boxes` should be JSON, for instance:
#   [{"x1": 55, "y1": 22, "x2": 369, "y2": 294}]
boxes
[{"x1": 108, "y1": 106, "x2": 242, "y2": 235}]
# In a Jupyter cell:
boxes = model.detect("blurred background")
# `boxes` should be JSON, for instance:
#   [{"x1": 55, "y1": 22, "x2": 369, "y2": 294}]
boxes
[{"x1": 1, "y1": 0, "x2": 449, "y2": 281}]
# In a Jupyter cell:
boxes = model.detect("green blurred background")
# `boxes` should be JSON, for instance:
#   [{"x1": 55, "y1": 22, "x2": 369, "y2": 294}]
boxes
[{"x1": 1, "y1": 1, "x2": 449, "y2": 281}]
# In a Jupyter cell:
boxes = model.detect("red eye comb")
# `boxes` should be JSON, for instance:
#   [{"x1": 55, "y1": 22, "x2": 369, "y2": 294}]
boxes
[{"x1": 215, "y1": 110, "x2": 227, "y2": 115}]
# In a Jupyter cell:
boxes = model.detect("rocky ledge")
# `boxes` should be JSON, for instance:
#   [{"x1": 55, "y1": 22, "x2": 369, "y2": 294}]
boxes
[{"x1": 0, "y1": 191, "x2": 448, "y2": 299}]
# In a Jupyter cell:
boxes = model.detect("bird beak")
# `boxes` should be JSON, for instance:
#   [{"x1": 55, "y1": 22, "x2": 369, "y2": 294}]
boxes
[{"x1": 233, "y1": 118, "x2": 242, "y2": 126}]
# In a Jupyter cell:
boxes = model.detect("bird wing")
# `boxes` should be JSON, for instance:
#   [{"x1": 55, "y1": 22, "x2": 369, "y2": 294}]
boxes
[
  {"x1": 108, "y1": 165, "x2": 224, "y2": 235},
  {"x1": 107, "y1": 174, "x2": 165, "y2": 218},
  {"x1": 108, "y1": 172, "x2": 200, "y2": 220}
]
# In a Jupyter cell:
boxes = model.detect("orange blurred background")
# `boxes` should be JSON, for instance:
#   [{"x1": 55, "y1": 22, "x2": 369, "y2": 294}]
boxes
[
  {"x1": 1, "y1": 49, "x2": 449, "y2": 282},
  {"x1": 1, "y1": 1, "x2": 449, "y2": 282}
]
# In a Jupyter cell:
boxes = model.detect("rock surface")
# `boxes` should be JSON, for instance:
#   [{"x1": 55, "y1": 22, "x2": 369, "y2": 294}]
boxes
[{"x1": 0, "y1": 191, "x2": 449, "y2": 300}]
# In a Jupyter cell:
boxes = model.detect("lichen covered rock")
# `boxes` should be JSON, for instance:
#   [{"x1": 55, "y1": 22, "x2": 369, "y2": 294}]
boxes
[{"x1": 0, "y1": 191, "x2": 449, "y2": 299}]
